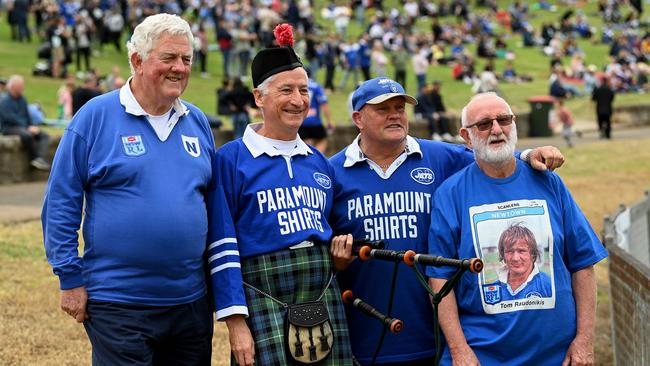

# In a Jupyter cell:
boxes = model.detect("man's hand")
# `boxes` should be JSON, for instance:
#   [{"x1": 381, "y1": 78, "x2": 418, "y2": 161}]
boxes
[
  {"x1": 529, "y1": 146, "x2": 565, "y2": 171},
  {"x1": 60, "y1": 286, "x2": 88, "y2": 323},
  {"x1": 330, "y1": 234, "x2": 355, "y2": 271},
  {"x1": 27, "y1": 125, "x2": 41, "y2": 135},
  {"x1": 562, "y1": 335, "x2": 594, "y2": 366},
  {"x1": 226, "y1": 315, "x2": 255, "y2": 366},
  {"x1": 449, "y1": 343, "x2": 481, "y2": 366}
]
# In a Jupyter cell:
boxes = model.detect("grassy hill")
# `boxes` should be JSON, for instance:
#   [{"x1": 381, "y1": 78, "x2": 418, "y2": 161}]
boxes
[{"x1": 1, "y1": 1, "x2": 647, "y2": 131}]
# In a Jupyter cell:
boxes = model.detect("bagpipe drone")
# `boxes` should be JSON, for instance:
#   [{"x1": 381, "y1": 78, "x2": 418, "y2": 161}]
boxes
[{"x1": 342, "y1": 239, "x2": 483, "y2": 366}]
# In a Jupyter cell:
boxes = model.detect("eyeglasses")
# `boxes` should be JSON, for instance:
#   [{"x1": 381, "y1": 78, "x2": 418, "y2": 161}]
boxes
[{"x1": 465, "y1": 114, "x2": 514, "y2": 131}]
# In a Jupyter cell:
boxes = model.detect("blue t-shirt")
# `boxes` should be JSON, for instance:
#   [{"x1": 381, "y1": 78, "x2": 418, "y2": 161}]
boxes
[
  {"x1": 342, "y1": 43, "x2": 360, "y2": 69},
  {"x1": 358, "y1": 41, "x2": 371, "y2": 68},
  {"x1": 302, "y1": 79, "x2": 328, "y2": 128},
  {"x1": 427, "y1": 160, "x2": 608, "y2": 366},
  {"x1": 330, "y1": 137, "x2": 473, "y2": 364},
  {"x1": 43, "y1": 90, "x2": 215, "y2": 306}
]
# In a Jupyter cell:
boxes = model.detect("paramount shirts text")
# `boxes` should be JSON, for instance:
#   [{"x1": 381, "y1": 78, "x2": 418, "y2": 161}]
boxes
[
  {"x1": 348, "y1": 191, "x2": 432, "y2": 240},
  {"x1": 257, "y1": 186, "x2": 327, "y2": 235}
]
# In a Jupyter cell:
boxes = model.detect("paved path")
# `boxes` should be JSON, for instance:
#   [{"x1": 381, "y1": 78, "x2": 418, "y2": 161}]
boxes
[
  {"x1": 0, "y1": 181, "x2": 45, "y2": 223},
  {"x1": 2, "y1": 124, "x2": 650, "y2": 224}
]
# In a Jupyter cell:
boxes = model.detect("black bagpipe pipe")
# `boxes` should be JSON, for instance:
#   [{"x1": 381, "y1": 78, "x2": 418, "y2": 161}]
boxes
[
  {"x1": 354, "y1": 242, "x2": 483, "y2": 274},
  {"x1": 350, "y1": 239, "x2": 385, "y2": 255},
  {"x1": 341, "y1": 290, "x2": 403, "y2": 334}
]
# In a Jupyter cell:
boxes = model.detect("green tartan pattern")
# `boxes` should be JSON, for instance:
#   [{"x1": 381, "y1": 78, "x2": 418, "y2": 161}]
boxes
[{"x1": 235, "y1": 244, "x2": 353, "y2": 366}]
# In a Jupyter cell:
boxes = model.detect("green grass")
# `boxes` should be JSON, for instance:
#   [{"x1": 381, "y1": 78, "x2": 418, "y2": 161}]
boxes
[{"x1": 1, "y1": 1, "x2": 647, "y2": 131}]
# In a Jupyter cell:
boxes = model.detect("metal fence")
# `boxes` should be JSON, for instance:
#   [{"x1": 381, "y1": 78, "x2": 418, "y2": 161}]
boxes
[
  {"x1": 603, "y1": 190, "x2": 650, "y2": 366},
  {"x1": 603, "y1": 190, "x2": 650, "y2": 267}
]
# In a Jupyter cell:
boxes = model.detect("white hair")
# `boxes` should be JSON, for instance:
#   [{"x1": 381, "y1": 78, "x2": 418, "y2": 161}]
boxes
[
  {"x1": 256, "y1": 74, "x2": 277, "y2": 96},
  {"x1": 126, "y1": 14, "x2": 194, "y2": 75},
  {"x1": 460, "y1": 92, "x2": 513, "y2": 127},
  {"x1": 6, "y1": 74, "x2": 24, "y2": 89}
]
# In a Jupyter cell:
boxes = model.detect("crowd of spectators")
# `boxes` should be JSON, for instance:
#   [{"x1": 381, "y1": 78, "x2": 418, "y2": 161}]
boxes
[{"x1": 2, "y1": 0, "x2": 649, "y2": 125}]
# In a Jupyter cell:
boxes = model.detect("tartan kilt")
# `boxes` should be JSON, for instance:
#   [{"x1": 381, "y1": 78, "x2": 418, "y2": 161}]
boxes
[{"x1": 235, "y1": 244, "x2": 353, "y2": 366}]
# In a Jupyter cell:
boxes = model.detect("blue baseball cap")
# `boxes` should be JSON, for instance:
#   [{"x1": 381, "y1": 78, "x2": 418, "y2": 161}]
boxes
[{"x1": 352, "y1": 77, "x2": 417, "y2": 111}]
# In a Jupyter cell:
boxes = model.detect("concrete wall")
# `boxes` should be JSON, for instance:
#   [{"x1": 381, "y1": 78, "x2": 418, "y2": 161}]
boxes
[
  {"x1": 0, "y1": 135, "x2": 58, "y2": 185},
  {"x1": 607, "y1": 243, "x2": 650, "y2": 366}
]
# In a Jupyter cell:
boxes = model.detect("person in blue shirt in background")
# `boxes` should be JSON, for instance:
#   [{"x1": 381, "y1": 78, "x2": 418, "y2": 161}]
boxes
[
  {"x1": 42, "y1": 14, "x2": 217, "y2": 365},
  {"x1": 428, "y1": 92, "x2": 607, "y2": 366},
  {"x1": 298, "y1": 67, "x2": 333, "y2": 153}
]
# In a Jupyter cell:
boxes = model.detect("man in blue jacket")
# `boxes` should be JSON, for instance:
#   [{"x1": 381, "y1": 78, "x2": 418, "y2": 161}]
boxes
[{"x1": 0, "y1": 75, "x2": 50, "y2": 170}]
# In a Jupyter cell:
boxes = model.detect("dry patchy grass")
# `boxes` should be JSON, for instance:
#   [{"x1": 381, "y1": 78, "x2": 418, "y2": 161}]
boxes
[
  {"x1": 0, "y1": 221, "x2": 231, "y2": 366},
  {"x1": 1, "y1": 138, "x2": 649, "y2": 365}
]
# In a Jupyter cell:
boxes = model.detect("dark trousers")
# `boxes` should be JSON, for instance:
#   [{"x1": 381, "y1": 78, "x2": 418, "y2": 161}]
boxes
[
  {"x1": 83, "y1": 295, "x2": 213, "y2": 366},
  {"x1": 361, "y1": 66, "x2": 371, "y2": 80},
  {"x1": 394, "y1": 69, "x2": 406, "y2": 88},
  {"x1": 430, "y1": 114, "x2": 450, "y2": 135},
  {"x1": 76, "y1": 47, "x2": 91, "y2": 71},
  {"x1": 324, "y1": 64, "x2": 336, "y2": 90},
  {"x1": 597, "y1": 113, "x2": 611, "y2": 139},
  {"x1": 2, "y1": 126, "x2": 49, "y2": 160}
]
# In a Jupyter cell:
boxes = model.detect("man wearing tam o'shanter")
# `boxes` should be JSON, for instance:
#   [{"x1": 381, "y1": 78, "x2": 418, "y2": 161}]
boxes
[{"x1": 206, "y1": 24, "x2": 353, "y2": 365}]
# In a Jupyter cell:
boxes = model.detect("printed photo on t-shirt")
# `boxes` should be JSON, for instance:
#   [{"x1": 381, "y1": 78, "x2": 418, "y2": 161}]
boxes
[{"x1": 468, "y1": 199, "x2": 555, "y2": 314}]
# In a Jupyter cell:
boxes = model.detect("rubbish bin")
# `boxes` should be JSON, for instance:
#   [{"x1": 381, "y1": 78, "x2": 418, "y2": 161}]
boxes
[{"x1": 527, "y1": 96, "x2": 555, "y2": 137}]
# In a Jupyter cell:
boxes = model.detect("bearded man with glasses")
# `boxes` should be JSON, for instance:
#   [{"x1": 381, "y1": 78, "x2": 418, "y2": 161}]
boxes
[{"x1": 428, "y1": 92, "x2": 607, "y2": 366}]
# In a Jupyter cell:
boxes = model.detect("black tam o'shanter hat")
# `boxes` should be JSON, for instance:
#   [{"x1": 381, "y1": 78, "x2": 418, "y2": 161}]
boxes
[{"x1": 251, "y1": 24, "x2": 303, "y2": 87}]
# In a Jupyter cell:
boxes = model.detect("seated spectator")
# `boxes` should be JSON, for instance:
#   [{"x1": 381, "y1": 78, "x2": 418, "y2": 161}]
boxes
[
  {"x1": 0, "y1": 75, "x2": 51, "y2": 170},
  {"x1": 0, "y1": 78, "x2": 7, "y2": 99},
  {"x1": 550, "y1": 71, "x2": 570, "y2": 98},
  {"x1": 103, "y1": 66, "x2": 123, "y2": 91},
  {"x1": 502, "y1": 62, "x2": 519, "y2": 83},
  {"x1": 474, "y1": 64, "x2": 499, "y2": 93},
  {"x1": 477, "y1": 35, "x2": 496, "y2": 59},
  {"x1": 582, "y1": 65, "x2": 599, "y2": 95}
]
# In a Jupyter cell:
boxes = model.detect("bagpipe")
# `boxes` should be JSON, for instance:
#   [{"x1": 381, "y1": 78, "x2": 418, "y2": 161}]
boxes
[{"x1": 341, "y1": 239, "x2": 483, "y2": 366}]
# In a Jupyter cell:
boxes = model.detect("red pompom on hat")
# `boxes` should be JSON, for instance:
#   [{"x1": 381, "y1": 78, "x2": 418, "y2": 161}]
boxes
[
  {"x1": 251, "y1": 23, "x2": 303, "y2": 87},
  {"x1": 273, "y1": 23, "x2": 294, "y2": 48}
]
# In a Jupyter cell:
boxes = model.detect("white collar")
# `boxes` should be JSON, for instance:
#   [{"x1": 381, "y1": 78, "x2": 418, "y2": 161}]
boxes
[
  {"x1": 119, "y1": 77, "x2": 189, "y2": 118},
  {"x1": 242, "y1": 123, "x2": 312, "y2": 158},
  {"x1": 497, "y1": 264, "x2": 542, "y2": 296},
  {"x1": 343, "y1": 134, "x2": 422, "y2": 168}
]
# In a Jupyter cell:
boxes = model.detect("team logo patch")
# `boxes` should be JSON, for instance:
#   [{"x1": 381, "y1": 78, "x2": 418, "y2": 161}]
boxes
[
  {"x1": 483, "y1": 284, "x2": 501, "y2": 305},
  {"x1": 410, "y1": 168, "x2": 434, "y2": 185},
  {"x1": 313, "y1": 172, "x2": 332, "y2": 189},
  {"x1": 122, "y1": 135, "x2": 146, "y2": 156},
  {"x1": 181, "y1": 135, "x2": 200, "y2": 157}
]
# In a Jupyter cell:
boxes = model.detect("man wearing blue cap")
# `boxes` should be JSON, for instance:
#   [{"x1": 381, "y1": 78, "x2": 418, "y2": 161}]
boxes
[{"x1": 329, "y1": 78, "x2": 566, "y2": 365}]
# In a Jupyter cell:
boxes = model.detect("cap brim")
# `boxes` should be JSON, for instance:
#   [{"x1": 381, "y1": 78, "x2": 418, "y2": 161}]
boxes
[{"x1": 365, "y1": 93, "x2": 417, "y2": 106}]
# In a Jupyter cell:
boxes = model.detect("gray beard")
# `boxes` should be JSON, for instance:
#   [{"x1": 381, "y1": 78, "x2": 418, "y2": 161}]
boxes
[{"x1": 470, "y1": 123, "x2": 518, "y2": 165}]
